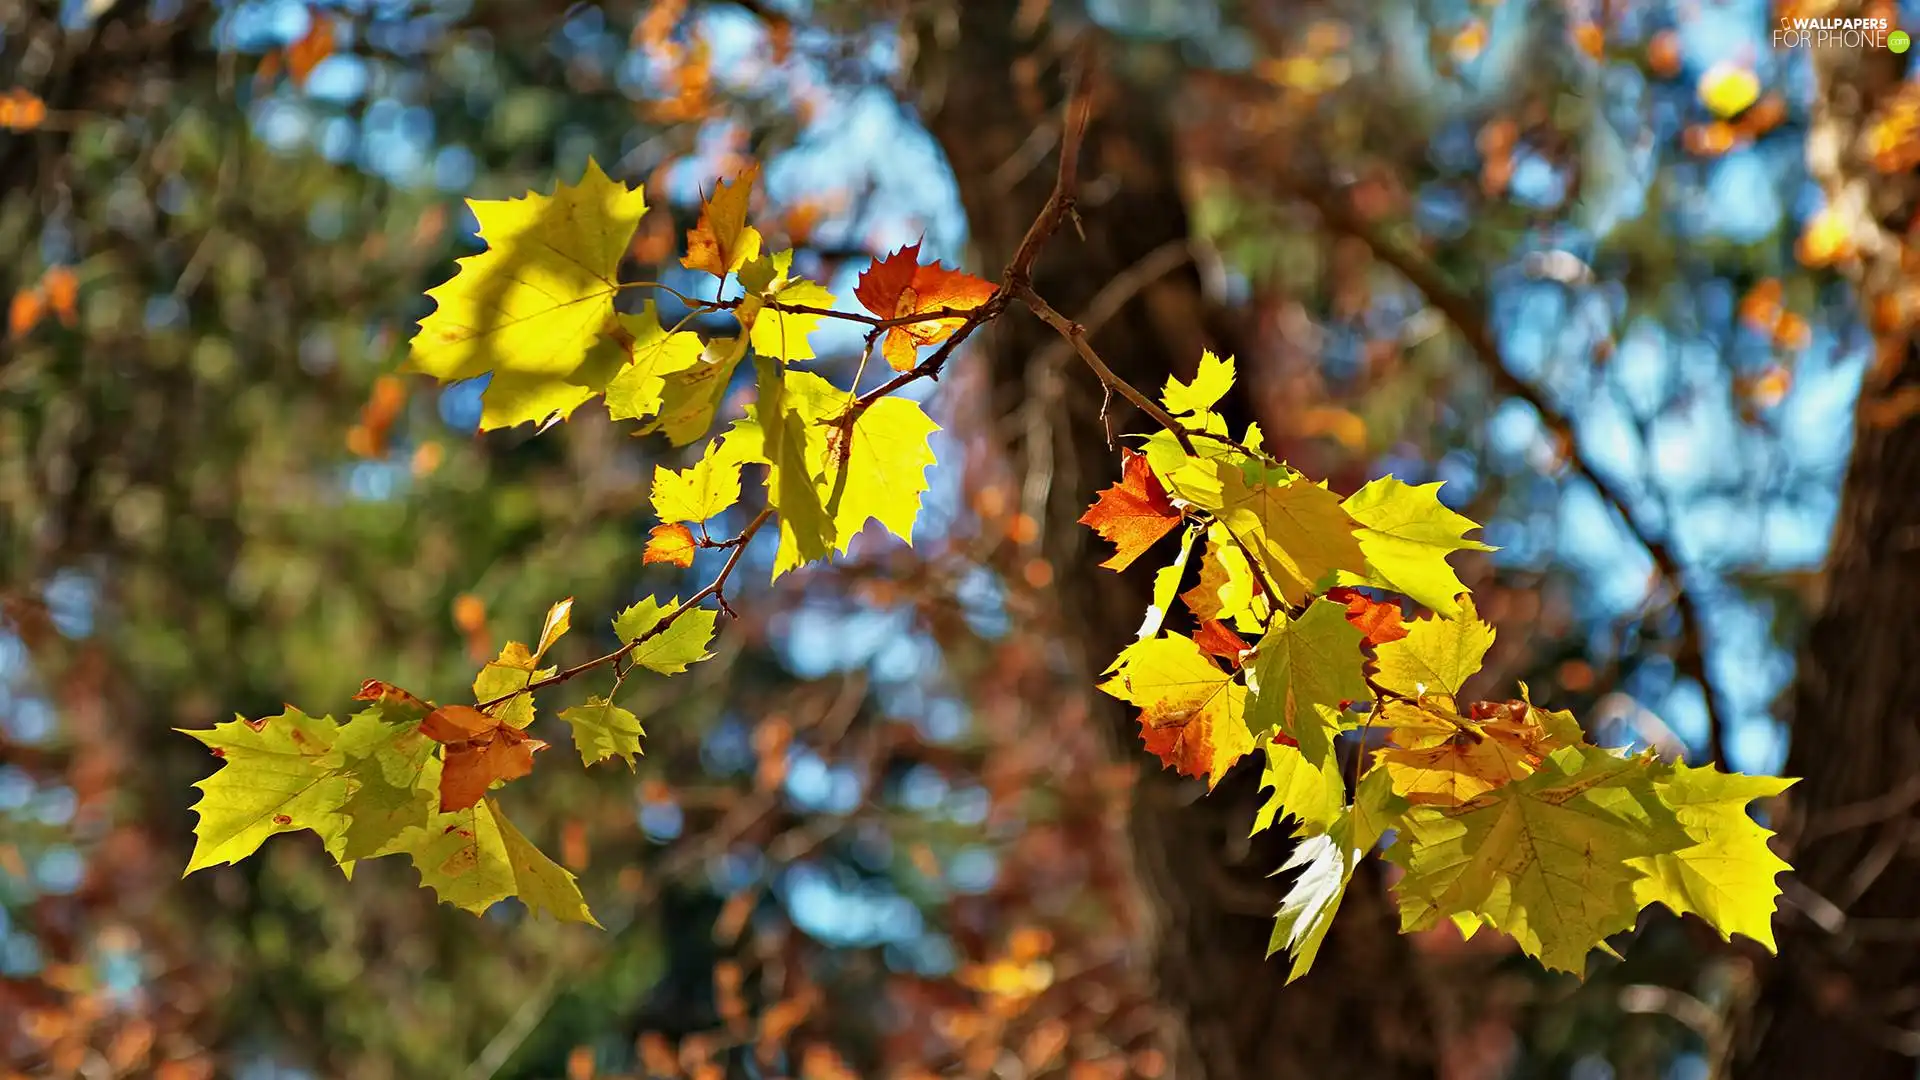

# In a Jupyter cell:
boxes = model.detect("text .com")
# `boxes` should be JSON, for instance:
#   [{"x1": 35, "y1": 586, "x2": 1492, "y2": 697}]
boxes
[{"x1": 1772, "y1": 16, "x2": 1902, "y2": 49}]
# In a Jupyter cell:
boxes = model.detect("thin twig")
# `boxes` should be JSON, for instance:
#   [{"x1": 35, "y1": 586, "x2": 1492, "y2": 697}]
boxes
[
  {"x1": 1016, "y1": 284, "x2": 1198, "y2": 456},
  {"x1": 475, "y1": 509, "x2": 774, "y2": 712}
]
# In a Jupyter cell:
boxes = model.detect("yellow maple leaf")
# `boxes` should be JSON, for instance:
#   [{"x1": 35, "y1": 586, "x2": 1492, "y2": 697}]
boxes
[{"x1": 406, "y1": 159, "x2": 648, "y2": 430}]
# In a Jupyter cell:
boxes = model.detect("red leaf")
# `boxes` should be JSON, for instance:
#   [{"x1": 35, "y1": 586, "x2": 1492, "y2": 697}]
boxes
[
  {"x1": 1193, "y1": 619, "x2": 1251, "y2": 664},
  {"x1": 1077, "y1": 449, "x2": 1182, "y2": 571},
  {"x1": 854, "y1": 241, "x2": 996, "y2": 371},
  {"x1": 1327, "y1": 585, "x2": 1409, "y2": 645},
  {"x1": 1137, "y1": 714, "x2": 1223, "y2": 783}
]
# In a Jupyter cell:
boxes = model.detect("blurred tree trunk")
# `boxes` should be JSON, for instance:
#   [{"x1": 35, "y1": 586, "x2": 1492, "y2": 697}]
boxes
[
  {"x1": 908, "y1": 6, "x2": 1439, "y2": 1078},
  {"x1": 1730, "y1": 21, "x2": 1920, "y2": 1080}
]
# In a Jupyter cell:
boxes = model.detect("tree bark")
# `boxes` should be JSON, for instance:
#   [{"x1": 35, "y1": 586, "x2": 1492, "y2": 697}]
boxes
[
  {"x1": 909, "y1": 6, "x2": 1440, "y2": 1078},
  {"x1": 1731, "y1": 15, "x2": 1920, "y2": 1079}
]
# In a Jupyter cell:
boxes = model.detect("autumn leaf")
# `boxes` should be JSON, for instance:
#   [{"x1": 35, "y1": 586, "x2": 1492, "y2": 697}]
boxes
[
  {"x1": 1335, "y1": 477, "x2": 1493, "y2": 619},
  {"x1": 1193, "y1": 620, "x2": 1251, "y2": 664},
  {"x1": 1161, "y1": 350, "x2": 1235, "y2": 418},
  {"x1": 472, "y1": 641, "x2": 556, "y2": 730},
  {"x1": 1100, "y1": 633, "x2": 1254, "y2": 787},
  {"x1": 1246, "y1": 598, "x2": 1371, "y2": 765},
  {"x1": 1377, "y1": 717, "x2": 1537, "y2": 807},
  {"x1": 1326, "y1": 585, "x2": 1408, "y2": 645},
  {"x1": 1181, "y1": 528, "x2": 1269, "y2": 633},
  {"x1": 533, "y1": 597, "x2": 574, "y2": 663},
  {"x1": 755, "y1": 357, "x2": 836, "y2": 574},
  {"x1": 1628, "y1": 763, "x2": 1795, "y2": 949},
  {"x1": 406, "y1": 158, "x2": 649, "y2": 430},
  {"x1": 682, "y1": 165, "x2": 763, "y2": 277},
  {"x1": 1392, "y1": 748, "x2": 1694, "y2": 973},
  {"x1": 612, "y1": 595, "x2": 718, "y2": 674},
  {"x1": 1079, "y1": 449, "x2": 1183, "y2": 571},
  {"x1": 603, "y1": 303, "x2": 706, "y2": 423},
  {"x1": 653, "y1": 438, "x2": 744, "y2": 524},
  {"x1": 405, "y1": 798, "x2": 598, "y2": 925},
  {"x1": 644, "y1": 522, "x2": 698, "y2": 567},
  {"x1": 558, "y1": 696, "x2": 647, "y2": 768},
  {"x1": 1136, "y1": 524, "x2": 1199, "y2": 641},
  {"x1": 1213, "y1": 463, "x2": 1367, "y2": 607},
  {"x1": 352, "y1": 679, "x2": 433, "y2": 722},
  {"x1": 1372, "y1": 596, "x2": 1494, "y2": 706},
  {"x1": 1268, "y1": 770, "x2": 1403, "y2": 982},
  {"x1": 1252, "y1": 737, "x2": 1347, "y2": 838},
  {"x1": 420, "y1": 704, "x2": 548, "y2": 813},
  {"x1": 179, "y1": 708, "x2": 354, "y2": 873},
  {"x1": 854, "y1": 241, "x2": 996, "y2": 371}
]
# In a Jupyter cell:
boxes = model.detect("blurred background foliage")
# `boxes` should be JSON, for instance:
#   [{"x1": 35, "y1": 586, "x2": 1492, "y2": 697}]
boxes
[{"x1": 1, "y1": 0, "x2": 1917, "y2": 1078}]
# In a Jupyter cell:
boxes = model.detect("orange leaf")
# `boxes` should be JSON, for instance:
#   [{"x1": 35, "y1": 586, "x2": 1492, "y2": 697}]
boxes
[
  {"x1": 1326, "y1": 585, "x2": 1408, "y2": 645},
  {"x1": 439, "y1": 726, "x2": 546, "y2": 812},
  {"x1": 8, "y1": 288, "x2": 44, "y2": 338},
  {"x1": 645, "y1": 522, "x2": 698, "y2": 567},
  {"x1": 682, "y1": 164, "x2": 762, "y2": 277},
  {"x1": 40, "y1": 267, "x2": 76, "y2": 325},
  {"x1": 421, "y1": 704, "x2": 496, "y2": 744},
  {"x1": 1193, "y1": 619, "x2": 1251, "y2": 664},
  {"x1": 1077, "y1": 449, "x2": 1182, "y2": 571},
  {"x1": 1377, "y1": 698, "x2": 1566, "y2": 807},
  {"x1": 853, "y1": 241, "x2": 996, "y2": 370},
  {"x1": 1377, "y1": 731, "x2": 1536, "y2": 806}
]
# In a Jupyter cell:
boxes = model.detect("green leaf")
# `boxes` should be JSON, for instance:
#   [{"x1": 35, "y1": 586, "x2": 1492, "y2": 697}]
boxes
[
  {"x1": 1267, "y1": 770, "x2": 1401, "y2": 981},
  {"x1": 558, "y1": 696, "x2": 647, "y2": 767},
  {"x1": 1213, "y1": 462, "x2": 1366, "y2": 606},
  {"x1": 603, "y1": 304, "x2": 706, "y2": 423},
  {"x1": 405, "y1": 159, "x2": 648, "y2": 431},
  {"x1": 1100, "y1": 633, "x2": 1254, "y2": 788},
  {"x1": 1391, "y1": 747, "x2": 1693, "y2": 973},
  {"x1": 1138, "y1": 524, "x2": 1200, "y2": 640},
  {"x1": 405, "y1": 798, "x2": 599, "y2": 926},
  {"x1": 180, "y1": 708, "x2": 350, "y2": 873},
  {"x1": 1246, "y1": 598, "x2": 1371, "y2": 766},
  {"x1": 611, "y1": 596, "x2": 719, "y2": 674},
  {"x1": 1629, "y1": 762, "x2": 1796, "y2": 949},
  {"x1": 652, "y1": 438, "x2": 744, "y2": 525},
  {"x1": 333, "y1": 713, "x2": 440, "y2": 862},
  {"x1": 756, "y1": 357, "x2": 836, "y2": 576},
  {"x1": 1251, "y1": 736, "x2": 1347, "y2": 838},
  {"x1": 1373, "y1": 596, "x2": 1495, "y2": 706},
  {"x1": 1161, "y1": 349, "x2": 1235, "y2": 417},
  {"x1": 1335, "y1": 477, "x2": 1494, "y2": 618}
]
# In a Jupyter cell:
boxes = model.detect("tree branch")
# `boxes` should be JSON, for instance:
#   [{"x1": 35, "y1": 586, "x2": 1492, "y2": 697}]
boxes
[{"x1": 475, "y1": 508, "x2": 774, "y2": 713}]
